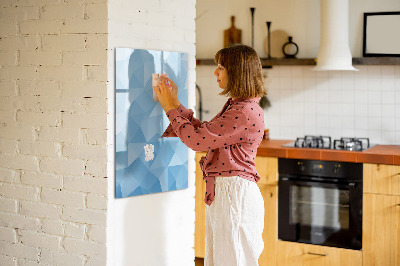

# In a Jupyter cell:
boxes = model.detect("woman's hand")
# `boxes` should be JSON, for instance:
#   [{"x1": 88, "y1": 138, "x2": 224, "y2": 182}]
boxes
[
  {"x1": 153, "y1": 78, "x2": 175, "y2": 113},
  {"x1": 166, "y1": 77, "x2": 180, "y2": 108}
]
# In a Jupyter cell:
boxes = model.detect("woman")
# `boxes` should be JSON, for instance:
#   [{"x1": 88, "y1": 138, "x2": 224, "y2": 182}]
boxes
[{"x1": 154, "y1": 44, "x2": 266, "y2": 266}]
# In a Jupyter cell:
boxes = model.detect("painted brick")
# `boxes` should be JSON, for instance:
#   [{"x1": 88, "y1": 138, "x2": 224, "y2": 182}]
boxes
[
  {"x1": 21, "y1": 171, "x2": 62, "y2": 189},
  {"x1": 38, "y1": 127, "x2": 79, "y2": 143},
  {"x1": 18, "y1": 259, "x2": 42, "y2": 266},
  {"x1": 63, "y1": 50, "x2": 107, "y2": 65},
  {"x1": 19, "y1": 141, "x2": 58, "y2": 157},
  {"x1": 1, "y1": 0, "x2": 62, "y2": 6},
  {"x1": 0, "y1": 197, "x2": 17, "y2": 213},
  {"x1": 85, "y1": 34, "x2": 107, "y2": 51},
  {"x1": 64, "y1": 222, "x2": 85, "y2": 239},
  {"x1": 36, "y1": 66, "x2": 83, "y2": 82},
  {"x1": 16, "y1": 111, "x2": 61, "y2": 127},
  {"x1": 0, "y1": 81, "x2": 16, "y2": 96},
  {"x1": 20, "y1": 201, "x2": 61, "y2": 219},
  {"x1": 63, "y1": 113, "x2": 107, "y2": 129},
  {"x1": 85, "y1": 3, "x2": 107, "y2": 20},
  {"x1": 63, "y1": 238, "x2": 106, "y2": 256},
  {"x1": 0, "y1": 138, "x2": 18, "y2": 153},
  {"x1": 41, "y1": 4, "x2": 84, "y2": 20},
  {"x1": 86, "y1": 256, "x2": 105, "y2": 266},
  {"x1": 0, "y1": 168, "x2": 15, "y2": 183},
  {"x1": 20, "y1": 21, "x2": 61, "y2": 35},
  {"x1": 64, "y1": 175, "x2": 107, "y2": 195},
  {"x1": 0, "y1": 110, "x2": 16, "y2": 125},
  {"x1": 86, "y1": 193, "x2": 107, "y2": 210},
  {"x1": 0, "y1": 7, "x2": 39, "y2": 22},
  {"x1": 62, "y1": 19, "x2": 107, "y2": 34},
  {"x1": 0, "y1": 255, "x2": 16, "y2": 266},
  {"x1": 84, "y1": 160, "x2": 107, "y2": 177},
  {"x1": 0, "y1": 126, "x2": 34, "y2": 141},
  {"x1": 0, "y1": 36, "x2": 40, "y2": 52},
  {"x1": 0, "y1": 183, "x2": 38, "y2": 201},
  {"x1": 0, "y1": 51, "x2": 17, "y2": 65},
  {"x1": 0, "y1": 212, "x2": 41, "y2": 231},
  {"x1": 85, "y1": 65, "x2": 107, "y2": 82},
  {"x1": 18, "y1": 80, "x2": 60, "y2": 97},
  {"x1": 41, "y1": 219, "x2": 64, "y2": 236},
  {"x1": 19, "y1": 51, "x2": 62, "y2": 66},
  {"x1": 0, "y1": 66, "x2": 36, "y2": 81},
  {"x1": 19, "y1": 230, "x2": 61, "y2": 251},
  {"x1": 82, "y1": 128, "x2": 107, "y2": 145},
  {"x1": 61, "y1": 207, "x2": 106, "y2": 226},
  {"x1": 38, "y1": 96, "x2": 86, "y2": 113},
  {"x1": 63, "y1": 144, "x2": 107, "y2": 161},
  {"x1": 42, "y1": 34, "x2": 86, "y2": 51},
  {"x1": 41, "y1": 188, "x2": 85, "y2": 208},
  {"x1": 40, "y1": 157, "x2": 84, "y2": 176},
  {"x1": 40, "y1": 249, "x2": 85, "y2": 266},
  {"x1": 87, "y1": 225, "x2": 105, "y2": 243},
  {"x1": 0, "y1": 241, "x2": 39, "y2": 261},
  {"x1": 0, "y1": 226, "x2": 17, "y2": 243},
  {"x1": 7, "y1": 96, "x2": 40, "y2": 112},
  {"x1": 0, "y1": 154, "x2": 38, "y2": 171},
  {"x1": 61, "y1": 81, "x2": 107, "y2": 98}
]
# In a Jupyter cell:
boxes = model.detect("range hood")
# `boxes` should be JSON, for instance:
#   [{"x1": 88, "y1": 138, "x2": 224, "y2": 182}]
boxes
[{"x1": 314, "y1": 0, "x2": 358, "y2": 71}]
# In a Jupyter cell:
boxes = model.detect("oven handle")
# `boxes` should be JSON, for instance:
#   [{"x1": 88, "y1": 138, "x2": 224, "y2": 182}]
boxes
[{"x1": 280, "y1": 177, "x2": 357, "y2": 189}]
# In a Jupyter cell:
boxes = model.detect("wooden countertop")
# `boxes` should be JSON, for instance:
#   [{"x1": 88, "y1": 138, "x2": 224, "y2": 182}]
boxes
[{"x1": 257, "y1": 139, "x2": 400, "y2": 165}]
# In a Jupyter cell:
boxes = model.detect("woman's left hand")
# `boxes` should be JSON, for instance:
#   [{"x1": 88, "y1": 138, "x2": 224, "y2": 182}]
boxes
[{"x1": 153, "y1": 77, "x2": 175, "y2": 113}]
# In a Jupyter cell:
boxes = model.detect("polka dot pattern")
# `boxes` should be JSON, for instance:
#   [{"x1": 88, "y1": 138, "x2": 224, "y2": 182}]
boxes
[{"x1": 162, "y1": 98, "x2": 265, "y2": 206}]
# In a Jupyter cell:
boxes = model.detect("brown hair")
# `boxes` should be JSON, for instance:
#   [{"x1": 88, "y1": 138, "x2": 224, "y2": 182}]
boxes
[{"x1": 214, "y1": 44, "x2": 266, "y2": 99}]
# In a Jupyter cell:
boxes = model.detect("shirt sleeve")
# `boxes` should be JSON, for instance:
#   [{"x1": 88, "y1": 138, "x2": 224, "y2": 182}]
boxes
[
  {"x1": 165, "y1": 106, "x2": 249, "y2": 151},
  {"x1": 161, "y1": 104, "x2": 202, "y2": 138}
]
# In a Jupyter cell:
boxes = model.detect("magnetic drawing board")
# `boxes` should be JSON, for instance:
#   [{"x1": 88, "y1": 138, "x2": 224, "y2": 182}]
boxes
[{"x1": 115, "y1": 48, "x2": 189, "y2": 198}]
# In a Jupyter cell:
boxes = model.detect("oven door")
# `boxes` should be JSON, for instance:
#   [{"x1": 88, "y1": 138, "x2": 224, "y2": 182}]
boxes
[{"x1": 278, "y1": 176, "x2": 362, "y2": 250}]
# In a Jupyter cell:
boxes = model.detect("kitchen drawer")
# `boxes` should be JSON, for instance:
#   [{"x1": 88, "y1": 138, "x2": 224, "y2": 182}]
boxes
[
  {"x1": 276, "y1": 241, "x2": 362, "y2": 266},
  {"x1": 364, "y1": 164, "x2": 400, "y2": 196}
]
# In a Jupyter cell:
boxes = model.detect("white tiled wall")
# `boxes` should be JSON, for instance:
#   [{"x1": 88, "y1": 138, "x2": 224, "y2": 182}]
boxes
[{"x1": 196, "y1": 65, "x2": 400, "y2": 145}]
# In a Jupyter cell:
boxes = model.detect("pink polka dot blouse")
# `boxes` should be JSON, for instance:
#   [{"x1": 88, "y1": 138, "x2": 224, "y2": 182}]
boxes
[{"x1": 162, "y1": 97, "x2": 265, "y2": 205}]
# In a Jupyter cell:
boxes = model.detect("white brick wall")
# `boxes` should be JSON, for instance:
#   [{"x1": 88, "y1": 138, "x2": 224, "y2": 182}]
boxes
[{"x1": 0, "y1": 0, "x2": 108, "y2": 265}]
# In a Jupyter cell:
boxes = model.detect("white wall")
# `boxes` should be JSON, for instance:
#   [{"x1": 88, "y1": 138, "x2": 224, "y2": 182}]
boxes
[
  {"x1": 0, "y1": 1, "x2": 108, "y2": 265},
  {"x1": 196, "y1": 0, "x2": 400, "y2": 145},
  {"x1": 107, "y1": 1, "x2": 197, "y2": 266},
  {"x1": 197, "y1": 0, "x2": 400, "y2": 58}
]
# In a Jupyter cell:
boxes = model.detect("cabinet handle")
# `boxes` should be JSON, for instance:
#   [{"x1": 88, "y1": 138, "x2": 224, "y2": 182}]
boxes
[{"x1": 307, "y1": 252, "x2": 328, "y2": 257}]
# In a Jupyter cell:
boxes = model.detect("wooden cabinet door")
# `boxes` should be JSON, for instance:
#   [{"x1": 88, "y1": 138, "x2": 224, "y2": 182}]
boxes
[
  {"x1": 259, "y1": 185, "x2": 278, "y2": 266},
  {"x1": 195, "y1": 152, "x2": 207, "y2": 258},
  {"x1": 364, "y1": 164, "x2": 400, "y2": 196},
  {"x1": 255, "y1": 156, "x2": 278, "y2": 186},
  {"x1": 363, "y1": 193, "x2": 400, "y2": 266},
  {"x1": 276, "y1": 241, "x2": 362, "y2": 266}
]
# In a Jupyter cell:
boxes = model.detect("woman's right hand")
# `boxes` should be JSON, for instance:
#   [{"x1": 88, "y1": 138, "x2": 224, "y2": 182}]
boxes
[{"x1": 162, "y1": 76, "x2": 180, "y2": 108}]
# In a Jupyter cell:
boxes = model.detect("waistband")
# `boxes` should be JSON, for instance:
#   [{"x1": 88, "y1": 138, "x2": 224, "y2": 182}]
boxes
[{"x1": 215, "y1": 176, "x2": 245, "y2": 184}]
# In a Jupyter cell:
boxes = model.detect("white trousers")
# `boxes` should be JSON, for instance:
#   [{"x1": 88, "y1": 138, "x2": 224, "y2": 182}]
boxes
[{"x1": 205, "y1": 176, "x2": 265, "y2": 266}]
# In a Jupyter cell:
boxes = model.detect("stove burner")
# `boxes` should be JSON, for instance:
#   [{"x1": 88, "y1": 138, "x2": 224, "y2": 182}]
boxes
[
  {"x1": 333, "y1": 137, "x2": 370, "y2": 151},
  {"x1": 295, "y1": 135, "x2": 332, "y2": 149}
]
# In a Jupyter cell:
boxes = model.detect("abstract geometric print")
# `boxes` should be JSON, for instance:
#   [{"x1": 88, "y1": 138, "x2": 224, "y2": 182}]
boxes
[{"x1": 115, "y1": 48, "x2": 189, "y2": 198}]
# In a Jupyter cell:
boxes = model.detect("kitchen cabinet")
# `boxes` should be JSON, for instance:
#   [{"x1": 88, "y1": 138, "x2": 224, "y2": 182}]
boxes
[
  {"x1": 363, "y1": 163, "x2": 400, "y2": 196},
  {"x1": 276, "y1": 241, "x2": 362, "y2": 266},
  {"x1": 363, "y1": 163, "x2": 400, "y2": 266},
  {"x1": 194, "y1": 154, "x2": 279, "y2": 265},
  {"x1": 195, "y1": 152, "x2": 207, "y2": 258}
]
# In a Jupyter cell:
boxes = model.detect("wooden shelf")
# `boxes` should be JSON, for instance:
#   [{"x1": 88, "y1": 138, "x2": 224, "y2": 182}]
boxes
[{"x1": 196, "y1": 57, "x2": 400, "y2": 67}]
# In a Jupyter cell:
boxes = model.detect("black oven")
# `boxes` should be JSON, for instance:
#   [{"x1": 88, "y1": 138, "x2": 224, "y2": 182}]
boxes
[{"x1": 278, "y1": 158, "x2": 363, "y2": 250}]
